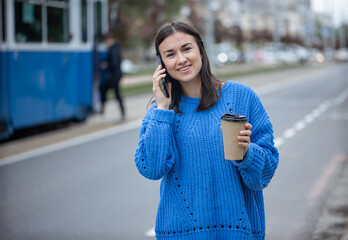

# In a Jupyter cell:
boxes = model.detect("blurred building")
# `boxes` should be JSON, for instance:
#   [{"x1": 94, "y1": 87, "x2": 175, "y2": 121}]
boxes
[
  {"x1": 181, "y1": 0, "x2": 316, "y2": 46},
  {"x1": 314, "y1": 12, "x2": 335, "y2": 49}
]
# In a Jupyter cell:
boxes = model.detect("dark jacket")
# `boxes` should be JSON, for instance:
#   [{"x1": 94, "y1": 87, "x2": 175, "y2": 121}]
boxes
[{"x1": 107, "y1": 42, "x2": 122, "y2": 82}]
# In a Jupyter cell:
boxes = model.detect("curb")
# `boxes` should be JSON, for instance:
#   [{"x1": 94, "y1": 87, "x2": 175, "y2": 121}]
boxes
[
  {"x1": 312, "y1": 157, "x2": 348, "y2": 240},
  {"x1": 342, "y1": 224, "x2": 348, "y2": 240}
]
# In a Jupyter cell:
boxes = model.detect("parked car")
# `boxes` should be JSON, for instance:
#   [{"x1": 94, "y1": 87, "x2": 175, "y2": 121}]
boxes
[
  {"x1": 254, "y1": 43, "x2": 300, "y2": 64},
  {"x1": 333, "y1": 48, "x2": 348, "y2": 62},
  {"x1": 214, "y1": 42, "x2": 241, "y2": 64},
  {"x1": 288, "y1": 44, "x2": 310, "y2": 62},
  {"x1": 254, "y1": 45, "x2": 278, "y2": 64}
]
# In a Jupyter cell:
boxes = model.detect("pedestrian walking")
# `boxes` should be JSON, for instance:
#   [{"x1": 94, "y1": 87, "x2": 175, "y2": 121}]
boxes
[
  {"x1": 134, "y1": 22, "x2": 279, "y2": 239},
  {"x1": 100, "y1": 34, "x2": 125, "y2": 120},
  {"x1": 92, "y1": 35, "x2": 102, "y2": 114}
]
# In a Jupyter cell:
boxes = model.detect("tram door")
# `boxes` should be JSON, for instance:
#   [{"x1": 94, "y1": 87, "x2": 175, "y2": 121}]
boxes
[
  {"x1": 92, "y1": 0, "x2": 108, "y2": 62},
  {"x1": 89, "y1": 0, "x2": 108, "y2": 112},
  {"x1": 0, "y1": 0, "x2": 12, "y2": 138}
]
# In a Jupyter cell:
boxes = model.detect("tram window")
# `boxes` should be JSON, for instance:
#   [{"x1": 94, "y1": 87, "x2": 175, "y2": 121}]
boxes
[
  {"x1": 47, "y1": 1, "x2": 69, "y2": 43},
  {"x1": 14, "y1": 1, "x2": 42, "y2": 42},
  {"x1": 94, "y1": 2, "x2": 103, "y2": 43},
  {"x1": 1, "y1": 0, "x2": 5, "y2": 42},
  {"x1": 81, "y1": 0, "x2": 87, "y2": 42}
]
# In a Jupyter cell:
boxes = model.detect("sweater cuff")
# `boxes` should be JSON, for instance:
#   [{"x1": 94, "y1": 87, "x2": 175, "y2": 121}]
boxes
[
  {"x1": 232, "y1": 143, "x2": 255, "y2": 169},
  {"x1": 151, "y1": 108, "x2": 175, "y2": 123}
]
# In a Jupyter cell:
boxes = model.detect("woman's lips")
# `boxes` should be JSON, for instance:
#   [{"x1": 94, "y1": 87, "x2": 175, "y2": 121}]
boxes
[{"x1": 178, "y1": 65, "x2": 190, "y2": 73}]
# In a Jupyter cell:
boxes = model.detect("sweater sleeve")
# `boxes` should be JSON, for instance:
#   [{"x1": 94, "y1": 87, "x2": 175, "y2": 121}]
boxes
[
  {"x1": 232, "y1": 89, "x2": 279, "y2": 191},
  {"x1": 134, "y1": 104, "x2": 176, "y2": 180}
]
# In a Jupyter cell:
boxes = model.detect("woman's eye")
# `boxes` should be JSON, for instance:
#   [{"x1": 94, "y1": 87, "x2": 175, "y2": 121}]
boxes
[
  {"x1": 166, "y1": 53, "x2": 174, "y2": 57},
  {"x1": 184, "y1": 47, "x2": 191, "y2": 51}
]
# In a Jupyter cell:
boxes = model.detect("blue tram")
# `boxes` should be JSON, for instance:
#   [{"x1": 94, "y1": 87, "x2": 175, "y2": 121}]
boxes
[{"x1": 0, "y1": 0, "x2": 108, "y2": 140}]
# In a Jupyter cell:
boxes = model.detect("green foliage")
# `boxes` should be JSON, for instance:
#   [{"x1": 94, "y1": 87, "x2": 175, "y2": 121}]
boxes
[
  {"x1": 114, "y1": 0, "x2": 184, "y2": 49},
  {"x1": 162, "y1": 0, "x2": 184, "y2": 18},
  {"x1": 121, "y1": 0, "x2": 152, "y2": 18}
]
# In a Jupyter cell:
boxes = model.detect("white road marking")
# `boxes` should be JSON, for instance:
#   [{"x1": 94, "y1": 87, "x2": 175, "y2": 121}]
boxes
[
  {"x1": 0, "y1": 119, "x2": 142, "y2": 167},
  {"x1": 294, "y1": 121, "x2": 306, "y2": 131},
  {"x1": 274, "y1": 137, "x2": 284, "y2": 148},
  {"x1": 283, "y1": 128, "x2": 296, "y2": 139},
  {"x1": 145, "y1": 227, "x2": 156, "y2": 237},
  {"x1": 274, "y1": 87, "x2": 348, "y2": 149},
  {"x1": 333, "y1": 89, "x2": 348, "y2": 105},
  {"x1": 304, "y1": 114, "x2": 315, "y2": 124}
]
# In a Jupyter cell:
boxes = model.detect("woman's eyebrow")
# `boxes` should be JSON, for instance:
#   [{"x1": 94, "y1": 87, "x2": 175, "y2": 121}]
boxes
[
  {"x1": 181, "y1": 42, "x2": 193, "y2": 48},
  {"x1": 163, "y1": 49, "x2": 174, "y2": 55},
  {"x1": 162, "y1": 42, "x2": 193, "y2": 55}
]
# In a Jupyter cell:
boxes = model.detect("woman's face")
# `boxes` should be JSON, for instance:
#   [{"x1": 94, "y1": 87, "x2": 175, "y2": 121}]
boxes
[{"x1": 158, "y1": 31, "x2": 202, "y2": 85}]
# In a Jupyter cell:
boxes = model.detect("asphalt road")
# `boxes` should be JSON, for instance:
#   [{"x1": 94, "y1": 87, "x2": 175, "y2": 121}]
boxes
[
  {"x1": 260, "y1": 63, "x2": 348, "y2": 239},
  {"x1": 0, "y1": 63, "x2": 347, "y2": 240}
]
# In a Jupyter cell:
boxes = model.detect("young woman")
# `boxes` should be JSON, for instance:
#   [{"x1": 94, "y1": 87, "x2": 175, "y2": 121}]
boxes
[{"x1": 134, "y1": 21, "x2": 279, "y2": 240}]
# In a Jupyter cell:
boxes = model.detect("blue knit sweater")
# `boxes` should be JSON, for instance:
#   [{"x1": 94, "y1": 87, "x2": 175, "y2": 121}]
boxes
[{"x1": 135, "y1": 81, "x2": 279, "y2": 240}]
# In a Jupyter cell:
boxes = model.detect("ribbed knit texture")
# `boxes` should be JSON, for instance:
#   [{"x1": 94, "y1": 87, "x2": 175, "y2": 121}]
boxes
[{"x1": 134, "y1": 81, "x2": 279, "y2": 240}]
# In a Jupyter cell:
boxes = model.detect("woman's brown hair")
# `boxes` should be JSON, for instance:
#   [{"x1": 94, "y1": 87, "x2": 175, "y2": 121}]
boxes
[{"x1": 155, "y1": 21, "x2": 222, "y2": 113}]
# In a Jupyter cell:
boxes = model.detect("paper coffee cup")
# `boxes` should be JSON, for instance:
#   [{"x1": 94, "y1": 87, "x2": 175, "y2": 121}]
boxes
[{"x1": 221, "y1": 114, "x2": 248, "y2": 161}]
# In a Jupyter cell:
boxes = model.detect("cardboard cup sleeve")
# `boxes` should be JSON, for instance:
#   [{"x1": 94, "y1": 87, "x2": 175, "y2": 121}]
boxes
[{"x1": 221, "y1": 114, "x2": 248, "y2": 161}]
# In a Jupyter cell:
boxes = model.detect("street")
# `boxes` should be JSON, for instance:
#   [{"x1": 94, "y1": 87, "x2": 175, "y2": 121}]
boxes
[{"x1": 0, "y1": 63, "x2": 348, "y2": 240}]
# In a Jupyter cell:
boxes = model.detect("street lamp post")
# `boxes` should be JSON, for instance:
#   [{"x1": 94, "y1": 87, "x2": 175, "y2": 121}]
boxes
[
  {"x1": 204, "y1": 0, "x2": 220, "y2": 72},
  {"x1": 272, "y1": 0, "x2": 281, "y2": 65}
]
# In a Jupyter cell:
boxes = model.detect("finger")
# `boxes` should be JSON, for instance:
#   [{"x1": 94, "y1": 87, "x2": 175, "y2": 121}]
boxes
[
  {"x1": 238, "y1": 142, "x2": 250, "y2": 150},
  {"x1": 245, "y1": 123, "x2": 252, "y2": 130},
  {"x1": 156, "y1": 64, "x2": 165, "y2": 72},
  {"x1": 153, "y1": 74, "x2": 167, "y2": 88},
  {"x1": 237, "y1": 136, "x2": 250, "y2": 143},
  {"x1": 239, "y1": 130, "x2": 252, "y2": 136},
  {"x1": 153, "y1": 66, "x2": 161, "y2": 80},
  {"x1": 152, "y1": 75, "x2": 168, "y2": 100},
  {"x1": 153, "y1": 65, "x2": 165, "y2": 76},
  {"x1": 153, "y1": 69, "x2": 166, "y2": 81}
]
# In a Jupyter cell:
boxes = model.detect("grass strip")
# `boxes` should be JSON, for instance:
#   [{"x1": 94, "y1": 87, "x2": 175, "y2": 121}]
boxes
[{"x1": 113, "y1": 63, "x2": 306, "y2": 97}]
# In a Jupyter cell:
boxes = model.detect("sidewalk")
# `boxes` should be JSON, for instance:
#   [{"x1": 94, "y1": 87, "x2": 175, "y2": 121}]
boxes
[
  {"x1": 312, "y1": 159, "x2": 348, "y2": 240},
  {"x1": 0, "y1": 93, "x2": 152, "y2": 159}
]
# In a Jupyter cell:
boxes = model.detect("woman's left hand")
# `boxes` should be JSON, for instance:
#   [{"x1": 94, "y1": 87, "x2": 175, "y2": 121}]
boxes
[{"x1": 238, "y1": 123, "x2": 252, "y2": 158}]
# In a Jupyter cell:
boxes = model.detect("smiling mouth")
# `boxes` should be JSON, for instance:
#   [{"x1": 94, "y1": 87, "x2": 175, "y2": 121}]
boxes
[{"x1": 178, "y1": 66, "x2": 190, "y2": 72}]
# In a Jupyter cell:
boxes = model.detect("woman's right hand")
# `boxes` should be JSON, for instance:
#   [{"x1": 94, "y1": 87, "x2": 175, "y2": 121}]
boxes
[{"x1": 152, "y1": 65, "x2": 172, "y2": 110}]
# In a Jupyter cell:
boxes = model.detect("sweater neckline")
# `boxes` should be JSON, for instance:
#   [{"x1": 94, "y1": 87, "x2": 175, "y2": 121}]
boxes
[
  {"x1": 180, "y1": 95, "x2": 200, "y2": 104},
  {"x1": 179, "y1": 82, "x2": 230, "y2": 105}
]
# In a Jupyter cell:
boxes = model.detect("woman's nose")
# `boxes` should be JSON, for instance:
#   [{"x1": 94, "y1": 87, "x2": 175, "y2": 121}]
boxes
[{"x1": 177, "y1": 52, "x2": 187, "y2": 64}]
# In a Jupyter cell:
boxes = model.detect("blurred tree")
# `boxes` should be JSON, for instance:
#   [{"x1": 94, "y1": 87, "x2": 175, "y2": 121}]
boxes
[
  {"x1": 186, "y1": 0, "x2": 205, "y2": 35},
  {"x1": 214, "y1": 19, "x2": 227, "y2": 44},
  {"x1": 139, "y1": 0, "x2": 164, "y2": 46},
  {"x1": 313, "y1": 19, "x2": 324, "y2": 50},
  {"x1": 250, "y1": 29, "x2": 272, "y2": 43},
  {"x1": 280, "y1": 34, "x2": 304, "y2": 46},
  {"x1": 334, "y1": 24, "x2": 348, "y2": 49},
  {"x1": 226, "y1": 25, "x2": 244, "y2": 46},
  {"x1": 108, "y1": 0, "x2": 184, "y2": 48},
  {"x1": 340, "y1": 23, "x2": 348, "y2": 48},
  {"x1": 226, "y1": 25, "x2": 245, "y2": 62}
]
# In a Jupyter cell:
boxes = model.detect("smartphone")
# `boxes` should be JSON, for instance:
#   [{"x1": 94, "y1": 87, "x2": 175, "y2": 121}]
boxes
[{"x1": 156, "y1": 55, "x2": 170, "y2": 98}]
